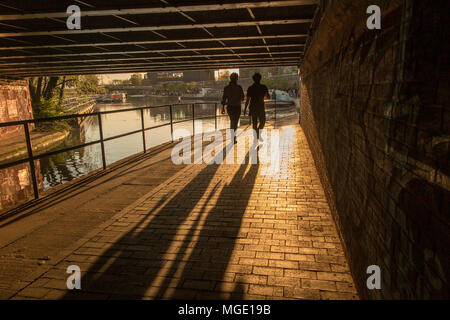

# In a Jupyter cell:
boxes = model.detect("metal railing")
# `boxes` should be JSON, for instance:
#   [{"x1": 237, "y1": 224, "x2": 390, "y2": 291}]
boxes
[
  {"x1": 62, "y1": 95, "x2": 98, "y2": 114},
  {"x1": 0, "y1": 102, "x2": 226, "y2": 200},
  {"x1": 0, "y1": 100, "x2": 295, "y2": 202}
]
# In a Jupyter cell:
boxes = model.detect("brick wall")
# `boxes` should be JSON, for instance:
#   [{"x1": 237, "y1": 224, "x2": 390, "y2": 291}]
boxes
[
  {"x1": 0, "y1": 81, "x2": 33, "y2": 138},
  {"x1": 300, "y1": 0, "x2": 449, "y2": 299},
  {"x1": 0, "y1": 163, "x2": 33, "y2": 211}
]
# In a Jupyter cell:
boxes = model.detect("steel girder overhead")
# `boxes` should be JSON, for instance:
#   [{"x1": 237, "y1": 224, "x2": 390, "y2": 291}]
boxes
[{"x1": 0, "y1": 0, "x2": 319, "y2": 77}]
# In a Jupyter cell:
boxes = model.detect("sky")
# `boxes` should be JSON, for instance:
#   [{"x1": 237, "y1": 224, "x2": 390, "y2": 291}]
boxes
[{"x1": 214, "y1": 69, "x2": 239, "y2": 80}]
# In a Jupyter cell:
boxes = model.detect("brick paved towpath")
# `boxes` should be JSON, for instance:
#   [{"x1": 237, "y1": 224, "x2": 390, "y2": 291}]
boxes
[{"x1": 3, "y1": 119, "x2": 358, "y2": 300}]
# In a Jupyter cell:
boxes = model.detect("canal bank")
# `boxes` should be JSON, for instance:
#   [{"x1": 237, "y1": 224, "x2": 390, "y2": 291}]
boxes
[
  {"x1": 0, "y1": 129, "x2": 70, "y2": 212},
  {"x1": 0, "y1": 130, "x2": 70, "y2": 165}
]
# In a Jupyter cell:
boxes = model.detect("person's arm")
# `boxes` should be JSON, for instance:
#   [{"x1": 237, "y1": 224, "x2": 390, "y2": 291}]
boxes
[
  {"x1": 221, "y1": 86, "x2": 227, "y2": 113},
  {"x1": 244, "y1": 88, "x2": 250, "y2": 115},
  {"x1": 264, "y1": 85, "x2": 270, "y2": 100}
]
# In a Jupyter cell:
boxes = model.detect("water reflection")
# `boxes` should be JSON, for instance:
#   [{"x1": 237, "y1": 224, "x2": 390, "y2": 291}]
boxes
[
  {"x1": 0, "y1": 162, "x2": 40, "y2": 211},
  {"x1": 38, "y1": 98, "x2": 229, "y2": 190}
]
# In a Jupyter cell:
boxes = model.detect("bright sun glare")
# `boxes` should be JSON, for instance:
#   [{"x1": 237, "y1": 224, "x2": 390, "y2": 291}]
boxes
[{"x1": 214, "y1": 68, "x2": 240, "y2": 80}]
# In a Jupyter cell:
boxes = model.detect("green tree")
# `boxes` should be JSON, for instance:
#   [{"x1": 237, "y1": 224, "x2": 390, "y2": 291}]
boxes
[
  {"x1": 29, "y1": 76, "x2": 65, "y2": 118},
  {"x1": 217, "y1": 70, "x2": 230, "y2": 82},
  {"x1": 29, "y1": 75, "x2": 103, "y2": 123},
  {"x1": 186, "y1": 82, "x2": 199, "y2": 93},
  {"x1": 130, "y1": 74, "x2": 143, "y2": 86},
  {"x1": 76, "y1": 75, "x2": 101, "y2": 94},
  {"x1": 166, "y1": 82, "x2": 187, "y2": 94}
]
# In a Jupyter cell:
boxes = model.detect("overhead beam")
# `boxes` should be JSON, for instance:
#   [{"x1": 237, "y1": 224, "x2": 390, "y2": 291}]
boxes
[
  {"x1": 0, "y1": 19, "x2": 312, "y2": 38},
  {"x1": 4, "y1": 64, "x2": 300, "y2": 77},
  {"x1": 0, "y1": 58, "x2": 300, "y2": 74},
  {"x1": 0, "y1": 44, "x2": 304, "y2": 61},
  {"x1": 0, "y1": 1, "x2": 318, "y2": 21},
  {"x1": 6, "y1": 61, "x2": 300, "y2": 77},
  {"x1": 0, "y1": 51, "x2": 303, "y2": 70},
  {"x1": 0, "y1": 56, "x2": 301, "y2": 73},
  {"x1": 0, "y1": 34, "x2": 307, "y2": 51},
  {"x1": 166, "y1": 5, "x2": 245, "y2": 63}
]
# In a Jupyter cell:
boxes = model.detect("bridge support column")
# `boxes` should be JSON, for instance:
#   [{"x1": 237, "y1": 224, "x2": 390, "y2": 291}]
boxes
[{"x1": 0, "y1": 80, "x2": 38, "y2": 211}]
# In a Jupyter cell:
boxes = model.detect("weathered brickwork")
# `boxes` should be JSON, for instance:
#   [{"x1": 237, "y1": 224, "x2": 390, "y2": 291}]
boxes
[
  {"x1": 300, "y1": 0, "x2": 449, "y2": 299},
  {"x1": 0, "y1": 81, "x2": 36, "y2": 211},
  {"x1": 0, "y1": 81, "x2": 33, "y2": 138}
]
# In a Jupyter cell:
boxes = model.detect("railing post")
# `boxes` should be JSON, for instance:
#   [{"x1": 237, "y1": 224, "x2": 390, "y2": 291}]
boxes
[
  {"x1": 169, "y1": 105, "x2": 174, "y2": 142},
  {"x1": 214, "y1": 103, "x2": 217, "y2": 131},
  {"x1": 24, "y1": 123, "x2": 39, "y2": 199},
  {"x1": 97, "y1": 114, "x2": 107, "y2": 170},
  {"x1": 140, "y1": 108, "x2": 146, "y2": 153},
  {"x1": 192, "y1": 103, "x2": 195, "y2": 136}
]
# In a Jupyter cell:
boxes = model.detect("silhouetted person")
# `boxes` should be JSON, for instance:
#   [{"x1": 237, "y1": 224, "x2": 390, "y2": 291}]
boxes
[
  {"x1": 221, "y1": 72, "x2": 244, "y2": 144},
  {"x1": 244, "y1": 73, "x2": 270, "y2": 140}
]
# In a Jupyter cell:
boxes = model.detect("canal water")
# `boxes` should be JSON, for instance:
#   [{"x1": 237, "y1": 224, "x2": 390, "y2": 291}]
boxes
[{"x1": 38, "y1": 97, "x2": 230, "y2": 190}]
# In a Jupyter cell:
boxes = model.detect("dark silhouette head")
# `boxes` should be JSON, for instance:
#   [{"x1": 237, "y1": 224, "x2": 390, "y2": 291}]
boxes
[
  {"x1": 252, "y1": 72, "x2": 262, "y2": 83},
  {"x1": 230, "y1": 72, "x2": 239, "y2": 83}
]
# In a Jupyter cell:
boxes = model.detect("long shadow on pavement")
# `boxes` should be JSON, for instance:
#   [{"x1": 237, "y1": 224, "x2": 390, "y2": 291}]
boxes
[{"x1": 62, "y1": 138, "x2": 260, "y2": 299}]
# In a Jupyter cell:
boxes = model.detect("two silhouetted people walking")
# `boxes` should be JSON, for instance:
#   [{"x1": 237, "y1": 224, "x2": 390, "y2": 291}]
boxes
[{"x1": 221, "y1": 72, "x2": 270, "y2": 143}]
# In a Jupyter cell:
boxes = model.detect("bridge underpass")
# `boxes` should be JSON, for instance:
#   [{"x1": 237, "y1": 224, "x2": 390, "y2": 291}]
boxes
[{"x1": 0, "y1": 0, "x2": 448, "y2": 300}]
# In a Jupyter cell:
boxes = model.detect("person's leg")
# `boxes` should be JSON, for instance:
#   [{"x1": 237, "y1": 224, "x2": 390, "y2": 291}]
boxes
[
  {"x1": 227, "y1": 108, "x2": 235, "y2": 131},
  {"x1": 259, "y1": 110, "x2": 266, "y2": 130},
  {"x1": 251, "y1": 111, "x2": 259, "y2": 138},
  {"x1": 235, "y1": 108, "x2": 242, "y2": 143},
  {"x1": 254, "y1": 109, "x2": 265, "y2": 141},
  {"x1": 232, "y1": 111, "x2": 240, "y2": 143},
  {"x1": 228, "y1": 106, "x2": 240, "y2": 143},
  {"x1": 230, "y1": 114, "x2": 237, "y2": 131},
  {"x1": 233, "y1": 108, "x2": 241, "y2": 131},
  {"x1": 227, "y1": 108, "x2": 233, "y2": 129}
]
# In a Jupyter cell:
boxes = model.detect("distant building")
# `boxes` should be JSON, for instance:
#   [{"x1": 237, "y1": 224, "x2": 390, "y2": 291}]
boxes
[
  {"x1": 144, "y1": 72, "x2": 182, "y2": 84},
  {"x1": 183, "y1": 70, "x2": 215, "y2": 82},
  {"x1": 143, "y1": 70, "x2": 214, "y2": 85}
]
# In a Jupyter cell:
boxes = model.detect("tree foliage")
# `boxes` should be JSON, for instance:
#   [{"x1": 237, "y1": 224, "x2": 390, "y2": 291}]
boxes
[
  {"x1": 28, "y1": 75, "x2": 103, "y2": 125},
  {"x1": 75, "y1": 75, "x2": 102, "y2": 94},
  {"x1": 261, "y1": 75, "x2": 291, "y2": 91},
  {"x1": 29, "y1": 76, "x2": 62, "y2": 118},
  {"x1": 130, "y1": 74, "x2": 143, "y2": 86},
  {"x1": 164, "y1": 82, "x2": 187, "y2": 94},
  {"x1": 217, "y1": 70, "x2": 231, "y2": 82}
]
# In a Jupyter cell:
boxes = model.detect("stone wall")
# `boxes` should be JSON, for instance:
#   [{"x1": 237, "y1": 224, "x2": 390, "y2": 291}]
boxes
[
  {"x1": 0, "y1": 81, "x2": 37, "y2": 212},
  {"x1": 0, "y1": 81, "x2": 33, "y2": 138},
  {"x1": 300, "y1": 0, "x2": 449, "y2": 299}
]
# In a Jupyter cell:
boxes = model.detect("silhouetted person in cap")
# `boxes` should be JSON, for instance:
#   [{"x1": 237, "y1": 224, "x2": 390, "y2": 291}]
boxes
[
  {"x1": 221, "y1": 72, "x2": 244, "y2": 144},
  {"x1": 244, "y1": 73, "x2": 269, "y2": 140}
]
